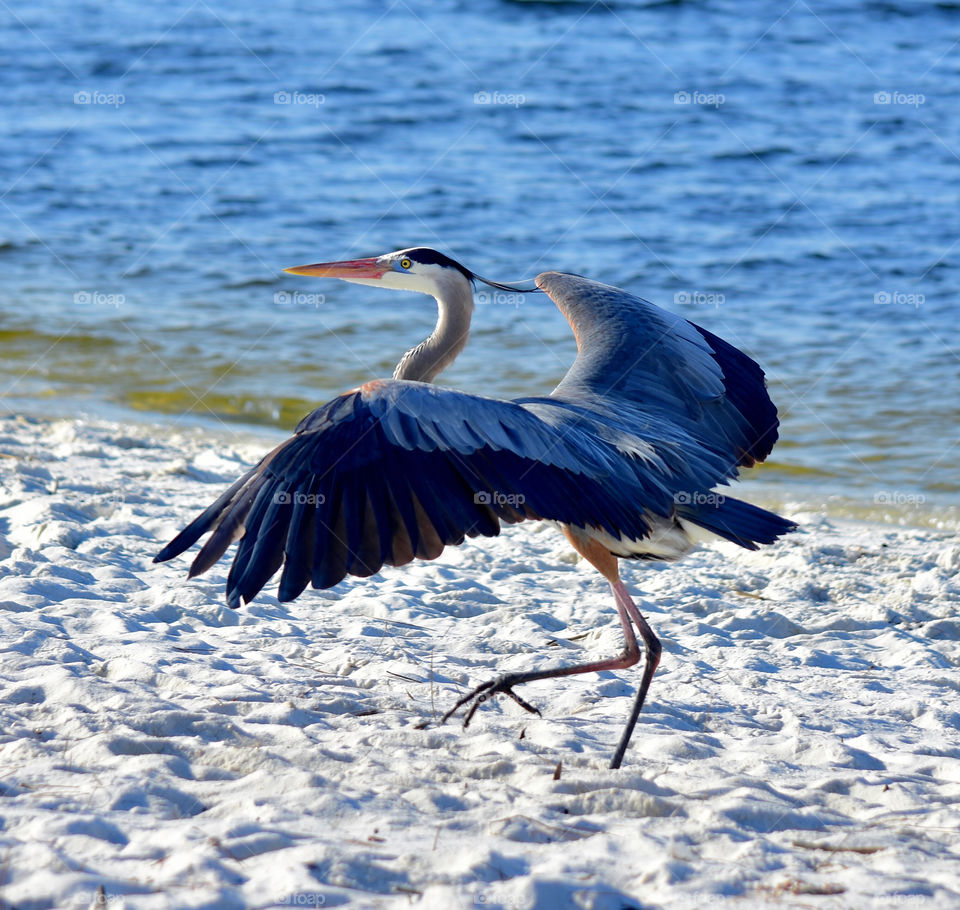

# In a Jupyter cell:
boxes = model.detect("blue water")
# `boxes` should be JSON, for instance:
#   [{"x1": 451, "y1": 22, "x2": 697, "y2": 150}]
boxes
[{"x1": 1, "y1": 0, "x2": 958, "y2": 520}]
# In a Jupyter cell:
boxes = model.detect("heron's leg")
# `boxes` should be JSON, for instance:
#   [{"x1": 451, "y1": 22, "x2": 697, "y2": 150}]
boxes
[
  {"x1": 562, "y1": 529, "x2": 663, "y2": 768},
  {"x1": 440, "y1": 584, "x2": 641, "y2": 727},
  {"x1": 442, "y1": 526, "x2": 662, "y2": 769},
  {"x1": 608, "y1": 579, "x2": 661, "y2": 770}
]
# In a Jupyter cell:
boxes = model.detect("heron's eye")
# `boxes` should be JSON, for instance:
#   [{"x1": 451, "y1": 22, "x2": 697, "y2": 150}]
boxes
[{"x1": 400, "y1": 258, "x2": 412, "y2": 270}]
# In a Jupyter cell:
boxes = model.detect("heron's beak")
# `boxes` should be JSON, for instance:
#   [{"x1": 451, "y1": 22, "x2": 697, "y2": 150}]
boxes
[{"x1": 283, "y1": 257, "x2": 388, "y2": 279}]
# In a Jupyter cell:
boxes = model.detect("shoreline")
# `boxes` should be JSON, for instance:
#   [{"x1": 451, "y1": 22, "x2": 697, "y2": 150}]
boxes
[{"x1": 3, "y1": 407, "x2": 954, "y2": 534}]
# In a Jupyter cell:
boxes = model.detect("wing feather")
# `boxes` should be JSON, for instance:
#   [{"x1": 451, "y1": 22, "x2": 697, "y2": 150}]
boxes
[
  {"x1": 278, "y1": 476, "x2": 319, "y2": 602},
  {"x1": 156, "y1": 373, "x2": 753, "y2": 605},
  {"x1": 537, "y1": 271, "x2": 780, "y2": 471},
  {"x1": 313, "y1": 479, "x2": 348, "y2": 589}
]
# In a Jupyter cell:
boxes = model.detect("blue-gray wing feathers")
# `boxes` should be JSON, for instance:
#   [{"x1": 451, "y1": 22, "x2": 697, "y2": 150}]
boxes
[{"x1": 155, "y1": 272, "x2": 794, "y2": 606}]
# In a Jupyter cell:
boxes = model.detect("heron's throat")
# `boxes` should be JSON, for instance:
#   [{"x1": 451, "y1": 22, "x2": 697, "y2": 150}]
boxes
[{"x1": 393, "y1": 276, "x2": 474, "y2": 383}]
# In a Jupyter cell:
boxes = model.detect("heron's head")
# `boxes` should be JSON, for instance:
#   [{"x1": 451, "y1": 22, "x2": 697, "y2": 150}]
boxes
[{"x1": 284, "y1": 247, "x2": 475, "y2": 297}]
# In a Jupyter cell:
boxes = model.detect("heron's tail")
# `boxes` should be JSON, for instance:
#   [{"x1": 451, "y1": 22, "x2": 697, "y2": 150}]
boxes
[{"x1": 676, "y1": 496, "x2": 796, "y2": 550}]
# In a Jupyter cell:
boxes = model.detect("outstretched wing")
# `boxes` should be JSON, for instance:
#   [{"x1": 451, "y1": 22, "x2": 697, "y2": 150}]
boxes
[
  {"x1": 538, "y1": 272, "x2": 780, "y2": 469},
  {"x1": 155, "y1": 380, "x2": 695, "y2": 608}
]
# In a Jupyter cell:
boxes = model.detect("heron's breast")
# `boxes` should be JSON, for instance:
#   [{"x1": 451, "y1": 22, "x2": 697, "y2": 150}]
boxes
[{"x1": 550, "y1": 513, "x2": 697, "y2": 563}]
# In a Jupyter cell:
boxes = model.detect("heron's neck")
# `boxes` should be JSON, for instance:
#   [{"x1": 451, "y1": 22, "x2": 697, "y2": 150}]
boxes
[{"x1": 393, "y1": 273, "x2": 474, "y2": 383}]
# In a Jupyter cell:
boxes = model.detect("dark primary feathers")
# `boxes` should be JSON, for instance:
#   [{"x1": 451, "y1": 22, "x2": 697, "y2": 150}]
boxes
[{"x1": 155, "y1": 272, "x2": 794, "y2": 607}]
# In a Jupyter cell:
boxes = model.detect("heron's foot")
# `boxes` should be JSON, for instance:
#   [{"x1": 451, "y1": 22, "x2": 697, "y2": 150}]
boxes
[{"x1": 441, "y1": 674, "x2": 542, "y2": 728}]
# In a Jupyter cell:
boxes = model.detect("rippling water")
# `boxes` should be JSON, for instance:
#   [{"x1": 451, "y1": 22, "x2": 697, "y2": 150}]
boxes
[{"x1": 1, "y1": 0, "x2": 957, "y2": 523}]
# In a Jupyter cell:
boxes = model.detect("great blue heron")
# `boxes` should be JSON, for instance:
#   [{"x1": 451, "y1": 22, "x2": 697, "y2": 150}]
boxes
[{"x1": 155, "y1": 247, "x2": 795, "y2": 769}]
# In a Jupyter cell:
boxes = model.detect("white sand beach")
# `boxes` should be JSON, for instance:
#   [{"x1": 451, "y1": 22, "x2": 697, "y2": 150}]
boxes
[{"x1": 0, "y1": 414, "x2": 958, "y2": 909}]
